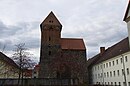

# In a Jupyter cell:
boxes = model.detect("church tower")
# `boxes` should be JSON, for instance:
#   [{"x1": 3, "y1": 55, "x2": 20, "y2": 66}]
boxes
[{"x1": 39, "y1": 11, "x2": 62, "y2": 78}]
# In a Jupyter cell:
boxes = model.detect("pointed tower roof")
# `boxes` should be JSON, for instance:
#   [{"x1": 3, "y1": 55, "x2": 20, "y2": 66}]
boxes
[
  {"x1": 41, "y1": 11, "x2": 62, "y2": 27},
  {"x1": 123, "y1": 1, "x2": 130, "y2": 22}
]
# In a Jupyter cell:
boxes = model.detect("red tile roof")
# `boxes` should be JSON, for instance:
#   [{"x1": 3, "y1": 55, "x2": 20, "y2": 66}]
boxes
[
  {"x1": 61, "y1": 38, "x2": 86, "y2": 50},
  {"x1": 88, "y1": 37, "x2": 130, "y2": 66}
]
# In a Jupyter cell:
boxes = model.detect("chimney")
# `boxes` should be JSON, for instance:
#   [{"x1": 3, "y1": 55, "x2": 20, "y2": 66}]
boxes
[{"x1": 100, "y1": 47, "x2": 105, "y2": 56}]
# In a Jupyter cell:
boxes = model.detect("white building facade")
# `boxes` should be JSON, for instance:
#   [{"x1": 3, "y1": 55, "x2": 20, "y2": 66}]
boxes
[
  {"x1": 92, "y1": 51, "x2": 130, "y2": 86},
  {"x1": 88, "y1": 1, "x2": 130, "y2": 86},
  {"x1": 0, "y1": 52, "x2": 19, "y2": 78}
]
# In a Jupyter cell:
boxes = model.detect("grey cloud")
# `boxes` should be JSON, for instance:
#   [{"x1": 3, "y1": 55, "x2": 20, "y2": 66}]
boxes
[
  {"x1": 62, "y1": 12, "x2": 128, "y2": 58},
  {"x1": 86, "y1": 41, "x2": 99, "y2": 48},
  {"x1": 0, "y1": 0, "x2": 128, "y2": 60},
  {"x1": 19, "y1": 37, "x2": 40, "y2": 49},
  {"x1": 0, "y1": 39, "x2": 13, "y2": 51},
  {"x1": 0, "y1": 21, "x2": 40, "y2": 58},
  {"x1": 0, "y1": 21, "x2": 23, "y2": 39}
]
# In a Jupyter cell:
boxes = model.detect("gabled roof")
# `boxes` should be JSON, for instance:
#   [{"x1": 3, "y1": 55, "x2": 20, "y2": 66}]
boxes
[
  {"x1": 0, "y1": 52, "x2": 19, "y2": 68},
  {"x1": 61, "y1": 38, "x2": 86, "y2": 50},
  {"x1": 88, "y1": 37, "x2": 130, "y2": 67},
  {"x1": 123, "y1": 1, "x2": 130, "y2": 22},
  {"x1": 41, "y1": 11, "x2": 62, "y2": 27}
]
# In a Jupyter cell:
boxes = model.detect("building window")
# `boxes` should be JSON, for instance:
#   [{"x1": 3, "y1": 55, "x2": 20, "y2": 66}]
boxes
[
  {"x1": 113, "y1": 71, "x2": 115, "y2": 76},
  {"x1": 106, "y1": 63, "x2": 108, "y2": 68},
  {"x1": 98, "y1": 74, "x2": 100, "y2": 78},
  {"x1": 125, "y1": 56, "x2": 128, "y2": 62},
  {"x1": 108, "y1": 82, "x2": 109, "y2": 85},
  {"x1": 98, "y1": 66, "x2": 99, "y2": 70},
  {"x1": 49, "y1": 51, "x2": 51, "y2": 55},
  {"x1": 115, "y1": 82, "x2": 117, "y2": 86},
  {"x1": 92, "y1": 74, "x2": 94, "y2": 78},
  {"x1": 122, "y1": 69, "x2": 124, "y2": 75},
  {"x1": 119, "y1": 82, "x2": 121, "y2": 86},
  {"x1": 123, "y1": 82, "x2": 126, "y2": 86},
  {"x1": 111, "y1": 82, "x2": 113, "y2": 85},
  {"x1": 116, "y1": 59, "x2": 118, "y2": 64},
  {"x1": 113, "y1": 61, "x2": 114, "y2": 66},
  {"x1": 101, "y1": 73, "x2": 103, "y2": 78},
  {"x1": 121, "y1": 58, "x2": 123, "y2": 63},
  {"x1": 128, "y1": 82, "x2": 130, "y2": 86},
  {"x1": 104, "y1": 73, "x2": 106, "y2": 78},
  {"x1": 100, "y1": 65, "x2": 102, "y2": 69},
  {"x1": 34, "y1": 71, "x2": 36, "y2": 74},
  {"x1": 95, "y1": 66, "x2": 96, "y2": 71},
  {"x1": 127, "y1": 68, "x2": 129, "y2": 75},
  {"x1": 48, "y1": 44, "x2": 51, "y2": 48},
  {"x1": 49, "y1": 37, "x2": 51, "y2": 41},
  {"x1": 109, "y1": 62, "x2": 111, "y2": 67},
  {"x1": 107, "y1": 72, "x2": 109, "y2": 77},
  {"x1": 104, "y1": 64, "x2": 105, "y2": 68},
  {"x1": 117, "y1": 70, "x2": 120, "y2": 76},
  {"x1": 49, "y1": 20, "x2": 53, "y2": 23},
  {"x1": 95, "y1": 74, "x2": 97, "y2": 79},
  {"x1": 110, "y1": 71, "x2": 112, "y2": 77}
]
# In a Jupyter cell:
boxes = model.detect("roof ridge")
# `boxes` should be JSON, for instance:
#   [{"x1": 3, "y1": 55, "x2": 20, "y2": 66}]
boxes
[
  {"x1": 41, "y1": 11, "x2": 62, "y2": 26},
  {"x1": 0, "y1": 52, "x2": 19, "y2": 68},
  {"x1": 106, "y1": 37, "x2": 128, "y2": 51},
  {"x1": 88, "y1": 37, "x2": 129, "y2": 66},
  {"x1": 61, "y1": 38, "x2": 83, "y2": 40}
]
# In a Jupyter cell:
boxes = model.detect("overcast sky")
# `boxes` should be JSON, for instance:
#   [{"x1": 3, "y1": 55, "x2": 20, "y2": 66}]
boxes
[{"x1": 0, "y1": 0, "x2": 129, "y2": 62}]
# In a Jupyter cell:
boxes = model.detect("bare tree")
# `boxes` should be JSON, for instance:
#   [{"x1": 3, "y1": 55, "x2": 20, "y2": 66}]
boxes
[{"x1": 12, "y1": 43, "x2": 35, "y2": 85}]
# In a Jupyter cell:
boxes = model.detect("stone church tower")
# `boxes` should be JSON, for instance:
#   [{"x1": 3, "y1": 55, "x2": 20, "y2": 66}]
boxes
[
  {"x1": 39, "y1": 12, "x2": 87, "y2": 83},
  {"x1": 39, "y1": 11, "x2": 62, "y2": 78}
]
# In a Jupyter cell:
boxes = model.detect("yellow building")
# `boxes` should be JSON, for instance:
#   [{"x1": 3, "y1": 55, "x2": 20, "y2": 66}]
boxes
[{"x1": 0, "y1": 52, "x2": 19, "y2": 78}]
